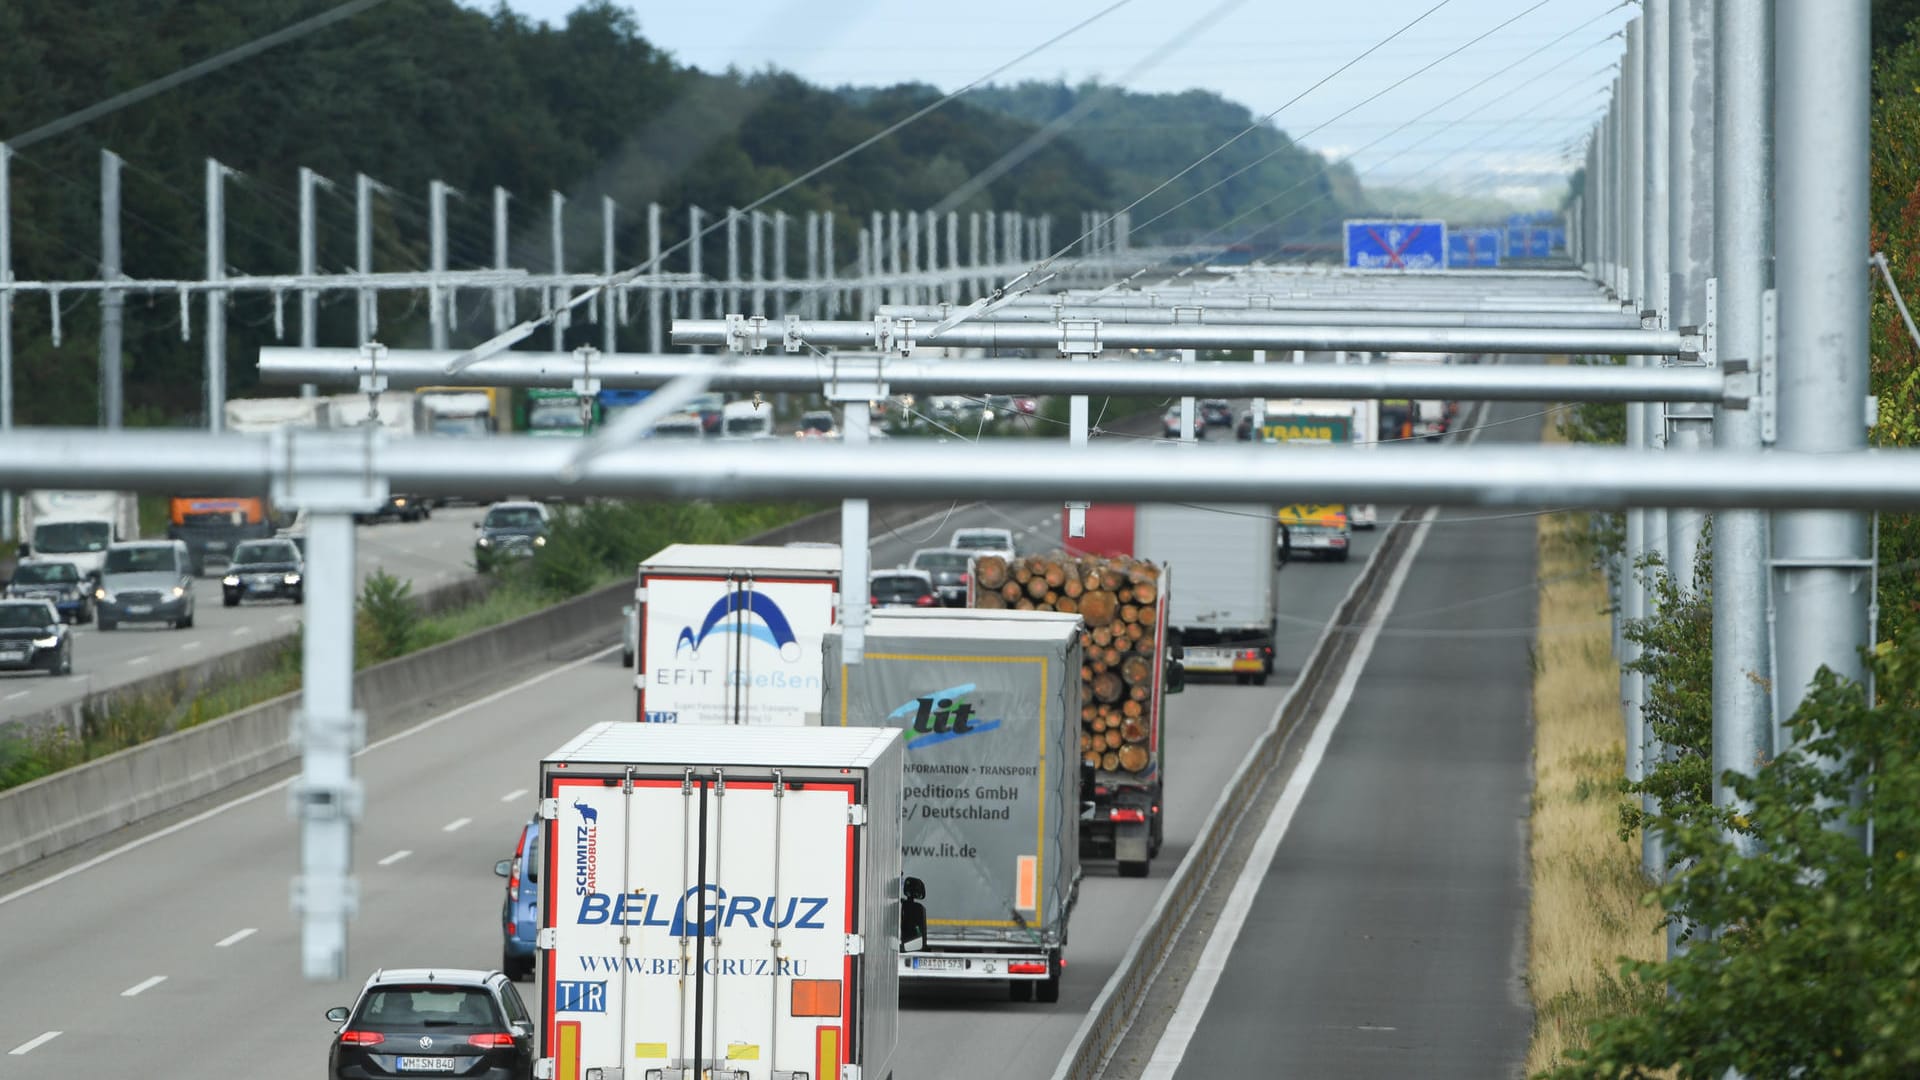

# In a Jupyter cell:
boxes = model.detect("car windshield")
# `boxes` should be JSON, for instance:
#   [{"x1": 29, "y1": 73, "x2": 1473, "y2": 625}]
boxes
[
  {"x1": 724, "y1": 415, "x2": 770, "y2": 436},
  {"x1": 485, "y1": 507, "x2": 543, "y2": 529},
  {"x1": 32, "y1": 521, "x2": 110, "y2": 554},
  {"x1": 872, "y1": 575, "x2": 932, "y2": 600},
  {"x1": 652, "y1": 420, "x2": 701, "y2": 438},
  {"x1": 0, "y1": 604, "x2": 51, "y2": 628},
  {"x1": 12, "y1": 563, "x2": 79, "y2": 585},
  {"x1": 104, "y1": 547, "x2": 179, "y2": 574},
  {"x1": 527, "y1": 399, "x2": 585, "y2": 430},
  {"x1": 233, "y1": 540, "x2": 297, "y2": 564},
  {"x1": 912, "y1": 552, "x2": 970, "y2": 573},
  {"x1": 430, "y1": 415, "x2": 489, "y2": 437},
  {"x1": 800, "y1": 413, "x2": 834, "y2": 432},
  {"x1": 355, "y1": 986, "x2": 500, "y2": 1030},
  {"x1": 952, "y1": 533, "x2": 1008, "y2": 551}
]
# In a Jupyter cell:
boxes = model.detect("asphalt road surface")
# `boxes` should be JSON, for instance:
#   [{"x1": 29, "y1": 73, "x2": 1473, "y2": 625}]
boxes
[
  {"x1": 0, "y1": 499, "x2": 1385, "y2": 1079},
  {"x1": 0, "y1": 508, "x2": 487, "y2": 721}
]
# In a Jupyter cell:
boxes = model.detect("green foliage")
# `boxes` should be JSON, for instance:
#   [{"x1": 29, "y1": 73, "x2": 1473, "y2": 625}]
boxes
[
  {"x1": 1868, "y1": 25, "x2": 1920, "y2": 648},
  {"x1": 1618, "y1": 549, "x2": 1716, "y2": 842},
  {"x1": 530, "y1": 499, "x2": 820, "y2": 597},
  {"x1": 1548, "y1": 635, "x2": 1920, "y2": 1079},
  {"x1": 356, "y1": 569, "x2": 418, "y2": 663}
]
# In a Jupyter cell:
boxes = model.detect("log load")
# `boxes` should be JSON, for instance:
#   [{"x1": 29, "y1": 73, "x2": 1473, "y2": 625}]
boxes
[{"x1": 981, "y1": 552, "x2": 1163, "y2": 775}]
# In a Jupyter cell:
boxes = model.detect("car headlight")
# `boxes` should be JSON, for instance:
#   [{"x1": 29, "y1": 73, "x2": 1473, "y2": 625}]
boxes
[
  {"x1": 284, "y1": 573, "x2": 301, "y2": 585},
  {"x1": 170, "y1": 585, "x2": 186, "y2": 598},
  {"x1": 222, "y1": 575, "x2": 240, "y2": 586},
  {"x1": 476, "y1": 536, "x2": 492, "y2": 548},
  {"x1": 32, "y1": 635, "x2": 59, "y2": 648},
  {"x1": 95, "y1": 588, "x2": 113, "y2": 602},
  {"x1": 533, "y1": 535, "x2": 546, "y2": 547}
]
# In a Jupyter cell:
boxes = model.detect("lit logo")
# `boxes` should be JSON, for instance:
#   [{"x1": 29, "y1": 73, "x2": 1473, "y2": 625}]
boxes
[
  {"x1": 554, "y1": 981, "x2": 607, "y2": 1013},
  {"x1": 675, "y1": 590, "x2": 801, "y2": 661},
  {"x1": 573, "y1": 799, "x2": 598, "y2": 897},
  {"x1": 888, "y1": 683, "x2": 1003, "y2": 750}
]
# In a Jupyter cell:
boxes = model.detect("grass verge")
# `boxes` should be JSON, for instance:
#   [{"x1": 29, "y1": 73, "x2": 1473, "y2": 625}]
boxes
[{"x1": 1526, "y1": 432, "x2": 1665, "y2": 1074}]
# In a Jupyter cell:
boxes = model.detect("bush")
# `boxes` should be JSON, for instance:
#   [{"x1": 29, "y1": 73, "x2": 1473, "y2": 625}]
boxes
[{"x1": 356, "y1": 570, "x2": 418, "y2": 663}]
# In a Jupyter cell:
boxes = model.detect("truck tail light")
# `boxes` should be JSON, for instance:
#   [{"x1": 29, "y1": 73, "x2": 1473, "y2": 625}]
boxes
[
  {"x1": 338, "y1": 1030, "x2": 385, "y2": 1046},
  {"x1": 1008, "y1": 961, "x2": 1049, "y2": 975},
  {"x1": 467, "y1": 1033, "x2": 516, "y2": 1048},
  {"x1": 1110, "y1": 808, "x2": 1146, "y2": 823}
]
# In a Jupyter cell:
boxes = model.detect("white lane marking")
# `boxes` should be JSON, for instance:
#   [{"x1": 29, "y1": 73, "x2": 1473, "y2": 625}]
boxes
[
  {"x1": 4, "y1": 690, "x2": 28, "y2": 701},
  {"x1": 128, "y1": 655, "x2": 151, "y2": 666},
  {"x1": 8, "y1": 1031, "x2": 61, "y2": 1055},
  {"x1": 442, "y1": 817, "x2": 472, "y2": 833},
  {"x1": 1141, "y1": 508, "x2": 1437, "y2": 1079},
  {"x1": 0, "y1": 644, "x2": 621, "y2": 909},
  {"x1": 231, "y1": 627, "x2": 252, "y2": 636},
  {"x1": 181, "y1": 641, "x2": 203, "y2": 651},
  {"x1": 214, "y1": 927, "x2": 257, "y2": 948},
  {"x1": 501, "y1": 788, "x2": 528, "y2": 803},
  {"x1": 121, "y1": 975, "x2": 167, "y2": 997},
  {"x1": 377, "y1": 849, "x2": 413, "y2": 866}
]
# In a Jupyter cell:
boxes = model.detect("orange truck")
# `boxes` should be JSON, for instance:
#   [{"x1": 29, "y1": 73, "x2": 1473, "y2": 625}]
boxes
[{"x1": 166, "y1": 495, "x2": 273, "y2": 576}]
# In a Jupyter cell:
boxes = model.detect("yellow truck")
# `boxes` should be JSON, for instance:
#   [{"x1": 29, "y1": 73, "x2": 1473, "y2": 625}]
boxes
[{"x1": 1276, "y1": 503, "x2": 1351, "y2": 563}]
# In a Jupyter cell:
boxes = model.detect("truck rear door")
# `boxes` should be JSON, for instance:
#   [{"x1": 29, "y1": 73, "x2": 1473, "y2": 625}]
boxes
[{"x1": 544, "y1": 768, "x2": 864, "y2": 1080}]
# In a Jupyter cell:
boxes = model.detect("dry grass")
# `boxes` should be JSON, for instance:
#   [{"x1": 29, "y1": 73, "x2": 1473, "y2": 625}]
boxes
[{"x1": 1526, "y1": 423, "x2": 1666, "y2": 1076}]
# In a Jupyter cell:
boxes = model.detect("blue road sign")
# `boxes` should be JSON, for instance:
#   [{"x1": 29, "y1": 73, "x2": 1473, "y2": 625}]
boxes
[
  {"x1": 1343, "y1": 220, "x2": 1447, "y2": 270},
  {"x1": 1448, "y1": 228, "x2": 1503, "y2": 268}
]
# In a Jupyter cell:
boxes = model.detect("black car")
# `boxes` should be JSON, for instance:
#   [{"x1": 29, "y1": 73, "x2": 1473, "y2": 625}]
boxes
[
  {"x1": 327, "y1": 968, "x2": 534, "y2": 1080},
  {"x1": 356, "y1": 493, "x2": 430, "y2": 525},
  {"x1": 5, "y1": 560, "x2": 92, "y2": 623},
  {"x1": 1200, "y1": 399, "x2": 1234, "y2": 428},
  {"x1": 0, "y1": 599, "x2": 72, "y2": 676},
  {"x1": 475, "y1": 502, "x2": 551, "y2": 571},
  {"x1": 870, "y1": 569, "x2": 939, "y2": 608},
  {"x1": 221, "y1": 538, "x2": 305, "y2": 606},
  {"x1": 909, "y1": 547, "x2": 974, "y2": 606}
]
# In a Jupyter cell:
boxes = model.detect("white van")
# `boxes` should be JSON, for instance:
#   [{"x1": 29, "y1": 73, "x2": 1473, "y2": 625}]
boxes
[{"x1": 719, "y1": 399, "x2": 776, "y2": 439}]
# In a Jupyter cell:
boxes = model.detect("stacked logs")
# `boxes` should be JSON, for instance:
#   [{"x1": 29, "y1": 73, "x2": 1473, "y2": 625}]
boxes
[{"x1": 973, "y1": 552, "x2": 1161, "y2": 775}]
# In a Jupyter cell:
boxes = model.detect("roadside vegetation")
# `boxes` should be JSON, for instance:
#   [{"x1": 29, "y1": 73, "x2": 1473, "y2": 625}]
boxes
[{"x1": 0, "y1": 499, "x2": 815, "y2": 793}]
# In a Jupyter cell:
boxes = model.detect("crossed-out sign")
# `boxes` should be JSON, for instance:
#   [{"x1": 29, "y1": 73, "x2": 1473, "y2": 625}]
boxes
[
  {"x1": 1448, "y1": 227, "x2": 1504, "y2": 268},
  {"x1": 1343, "y1": 219, "x2": 1448, "y2": 270}
]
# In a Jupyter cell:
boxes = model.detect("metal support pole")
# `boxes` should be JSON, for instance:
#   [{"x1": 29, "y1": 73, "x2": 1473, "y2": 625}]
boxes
[
  {"x1": 1181, "y1": 349, "x2": 1197, "y2": 441},
  {"x1": 100, "y1": 149, "x2": 124, "y2": 428},
  {"x1": 773, "y1": 209, "x2": 788, "y2": 320},
  {"x1": 822, "y1": 210, "x2": 835, "y2": 319},
  {"x1": 292, "y1": 506, "x2": 359, "y2": 979},
  {"x1": 946, "y1": 211, "x2": 961, "y2": 303},
  {"x1": 1772, "y1": 0, "x2": 1872, "y2": 821},
  {"x1": 205, "y1": 158, "x2": 227, "y2": 433},
  {"x1": 1637, "y1": 0, "x2": 1672, "y2": 881},
  {"x1": 356, "y1": 174, "x2": 374, "y2": 344},
  {"x1": 299, "y1": 166, "x2": 322, "y2": 398},
  {"x1": 689, "y1": 205, "x2": 705, "y2": 337},
  {"x1": 1, "y1": 143, "x2": 12, "y2": 541},
  {"x1": 549, "y1": 192, "x2": 566, "y2": 353},
  {"x1": 1667, "y1": 0, "x2": 1716, "y2": 582},
  {"x1": 840, "y1": 395, "x2": 872, "y2": 664},
  {"x1": 1712, "y1": 0, "x2": 1773, "y2": 834},
  {"x1": 1251, "y1": 348, "x2": 1267, "y2": 436},
  {"x1": 905, "y1": 211, "x2": 920, "y2": 306},
  {"x1": 1644, "y1": 0, "x2": 1672, "y2": 323},
  {"x1": 493, "y1": 186, "x2": 511, "y2": 335},
  {"x1": 726, "y1": 208, "x2": 741, "y2": 320},
  {"x1": 1624, "y1": 22, "x2": 1645, "y2": 310},
  {"x1": 805, "y1": 211, "x2": 819, "y2": 319},
  {"x1": 429, "y1": 179, "x2": 449, "y2": 352},
  {"x1": 645, "y1": 202, "x2": 660, "y2": 354},
  {"x1": 751, "y1": 210, "x2": 766, "y2": 317},
  {"x1": 602, "y1": 196, "x2": 619, "y2": 356}
]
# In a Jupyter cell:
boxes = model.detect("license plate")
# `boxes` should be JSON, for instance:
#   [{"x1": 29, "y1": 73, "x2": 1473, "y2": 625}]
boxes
[
  {"x1": 250, "y1": 576, "x2": 278, "y2": 586},
  {"x1": 908, "y1": 957, "x2": 968, "y2": 972},
  {"x1": 127, "y1": 605, "x2": 153, "y2": 615},
  {"x1": 207, "y1": 541, "x2": 228, "y2": 550},
  {"x1": 0, "y1": 650, "x2": 24, "y2": 662},
  {"x1": 396, "y1": 1058, "x2": 457, "y2": 1073},
  {"x1": 1184, "y1": 648, "x2": 1231, "y2": 665}
]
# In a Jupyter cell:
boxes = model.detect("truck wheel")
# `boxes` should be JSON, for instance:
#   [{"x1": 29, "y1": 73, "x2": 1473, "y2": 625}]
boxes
[
  {"x1": 1333, "y1": 549, "x2": 1351, "y2": 563},
  {"x1": 223, "y1": 594, "x2": 239, "y2": 608},
  {"x1": 1118, "y1": 858, "x2": 1150, "y2": 879},
  {"x1": 1036, "y1": 950, "x2": 1063, "y2": 1004},
  {"x1": 1007, "y1": 978, "x2": 1034, "y2": 1002},
  {"x1": 622, "y1": 647, "x2": 635, "y2": 668}
]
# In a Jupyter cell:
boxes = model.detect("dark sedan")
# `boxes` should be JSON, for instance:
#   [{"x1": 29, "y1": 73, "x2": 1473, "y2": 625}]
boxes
[
  {"x1": 909, "y1": 547, "x2": 974, "y2": 606},
  {"x1": 4, "y1": 560, "x2": 92, "y2": 623},
  {"x1": 0, "y1": 599, "x2": 72, "y2": 676},
  {"x1": 327, "y1": 968, "x2": 534, "y2": 1080},
  {"x1": 221, "y1": 538, "x2": 305, "y2": 606},
  {"x1": 1200, "y1": 398, "x2": 1234, "y2": 428},
  {"x1": 871, "y1": 569, "x2": 940, "y2": 608}
]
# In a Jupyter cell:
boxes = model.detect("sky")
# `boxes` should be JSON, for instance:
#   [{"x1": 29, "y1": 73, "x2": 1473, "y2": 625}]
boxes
[{"x1": 478, "y1": 0, "x2": 1635, "y2": 202}]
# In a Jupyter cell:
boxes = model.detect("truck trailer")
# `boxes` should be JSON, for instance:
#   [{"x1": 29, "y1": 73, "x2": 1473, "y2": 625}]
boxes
[
  {"x1": 536, "y1": 721, "x2": 915, "y2": 1080},
  {"x1": 634, "y1": 544, "x2": 841, "y2": 726},
  {"x1": 17, "y1": 490, "x2": 139, "y2": 581},
  {"x1": 824, "y1": 609, "x2": 1082, "y2": 1001}
]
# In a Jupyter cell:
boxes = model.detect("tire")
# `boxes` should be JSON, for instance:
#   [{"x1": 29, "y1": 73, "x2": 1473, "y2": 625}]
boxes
[
  {"x1": 1118, "y1": 858, "x2": 1150, "y2": 879},
  {"x1": 223, "y1": 594, "x2": 239, "y2": 608},
  {"x1": 503, "y1": 951, "x2": 533, "y2": 983},
  {"x1": 1333, "y1": 549, "x2": 1351, "y2": 563},
  {"x1": 622, "y1": 648, "x2": 635, "y2": 668},
  {"x1": 293, "y1": 588, "x2": 304, "y2": 605},
  {"x1": 1253, "y1": 672, "x2": 1269, "y2": 687},
  {"x1": 176, "y1": 609, "x2": 194, "y2": 630},
  {"x1": 55, "y1": 646, "x2": 72, "y2": 676},
  {"x1": 1036, "y1": 951, "x2": 1063, "y2": 1004},
  {"x1": 1234, "y1": 673, "x2": 1250, "y2": 686}
]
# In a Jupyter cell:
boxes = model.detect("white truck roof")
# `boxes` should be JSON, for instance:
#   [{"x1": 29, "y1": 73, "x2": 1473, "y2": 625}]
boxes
[
  {"x1": 640, "y1": 542, "x2": 840, "y2": 574},
  {"x1": 224, "y1": 397, "x2": 326, "y2": 431},
  {"x1": 842, "y1": 610, "x2": 1082, "y2": 643},
  {"x1": 544, "y1": 720, "x2": 901, "y2": 769}
]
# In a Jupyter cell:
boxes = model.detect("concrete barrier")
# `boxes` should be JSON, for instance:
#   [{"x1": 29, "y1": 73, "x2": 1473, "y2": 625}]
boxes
[
  {"x1": 1048, "y1": 512, "x2": 1421, "y2": 1080},
  {"x1": 0, "y1": 499, "x2": 954, "y2": 874}
]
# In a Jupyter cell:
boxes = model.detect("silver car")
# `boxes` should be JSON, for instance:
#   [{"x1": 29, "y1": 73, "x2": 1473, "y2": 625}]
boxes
[{"x1": 95, "y1": 540, "x2": 196, "y2": 630}]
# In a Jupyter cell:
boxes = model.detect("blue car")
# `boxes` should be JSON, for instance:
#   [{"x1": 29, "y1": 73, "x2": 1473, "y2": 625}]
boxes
[{"x1": 492, "y1": 819, "x2": 540, "y2": 982}]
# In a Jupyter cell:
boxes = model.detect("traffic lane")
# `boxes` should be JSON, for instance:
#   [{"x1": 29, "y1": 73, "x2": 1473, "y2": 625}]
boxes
[
  {"x1": 890, "y1": 525, "x2": 1388, "y2": 1079},
  {"x1": 0, "y1": 647, "x2": 633, "y2": 1078},
  {"x1": 869, "y1": 501, "x2": 1064, "y2": 570},
  {"x1": 0, "y1": 508, "x2": 485, "y2": 720},
  {"x1": 1170, "y1": 409, "x2": 1541, "y2": 1080}
]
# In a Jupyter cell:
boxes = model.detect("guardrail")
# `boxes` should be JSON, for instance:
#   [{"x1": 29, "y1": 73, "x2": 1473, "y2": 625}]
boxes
[{"x1": 1048, "y1": 509, "x2": 1420, "y2": 1080}]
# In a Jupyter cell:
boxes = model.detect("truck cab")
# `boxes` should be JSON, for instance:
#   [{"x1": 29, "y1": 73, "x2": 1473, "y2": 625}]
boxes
[
  {"x1": 1277, "y1": 504, "x2": 1351, "y2": 562},
  {"x1": 719, "y1": 398, "x2": 775, "y2": 440},
  {"x1": 166, "y1": 495, "x2": 273, "y2": 576}
]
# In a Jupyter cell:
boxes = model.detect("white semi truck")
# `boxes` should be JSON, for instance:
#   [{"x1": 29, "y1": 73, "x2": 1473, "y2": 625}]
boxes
[
  {"x1": 222, "y1": 396, "x2": 332, "y2": 433},
  {"x1": 17, "y1": 490, "x2": 140, "y2": 581},
  {"x1": 536, "y1": 722, "x2": 917, "y2": 1080}
]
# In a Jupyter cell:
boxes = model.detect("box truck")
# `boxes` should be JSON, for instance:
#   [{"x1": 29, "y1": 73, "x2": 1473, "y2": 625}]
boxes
[
  {"x1": 17, "y1": 490, "x2": 140, "y2": 581},
  {"x1": 223, "y1": 395, "x2": 332, "y2": 433},
  {"x1": 634, "y1": 544, "x2": 841, "y2": 725},
  {"x1": 824, "y1": 610, "x2": 1082, "y2": 1001},
  {"x1": 536, "y1": 722, "x2": 918, "y2": 1080}
]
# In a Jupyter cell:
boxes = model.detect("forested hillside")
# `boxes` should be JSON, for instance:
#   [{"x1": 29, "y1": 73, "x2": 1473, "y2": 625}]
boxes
[
  {"x1": 966, "y1": 81, "x2": 1365, "y2": 249},
  {"x1": 2, "y1": 1, "x2": 1356, "y2": 425}
]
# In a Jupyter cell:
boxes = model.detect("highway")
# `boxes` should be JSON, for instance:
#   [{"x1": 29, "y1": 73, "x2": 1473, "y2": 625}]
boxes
[
  {"x1": 0, "y1": 508, "x2": 489, "y2": 721},
  {"x1": 0, "y1": 492, "x2": 1385, "y2": 1078}
]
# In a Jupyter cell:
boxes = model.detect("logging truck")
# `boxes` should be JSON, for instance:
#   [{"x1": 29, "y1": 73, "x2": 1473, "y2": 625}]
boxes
[{"x1": 968, "y1": 550, "x2": 1184, "y2": 878}]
